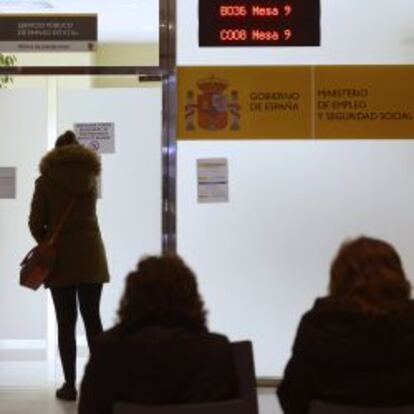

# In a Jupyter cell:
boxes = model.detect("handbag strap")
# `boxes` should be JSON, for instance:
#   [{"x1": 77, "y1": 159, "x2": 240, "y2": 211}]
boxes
[{"x1": 48, "y1": 196, "x2": 78, "y2": 246}]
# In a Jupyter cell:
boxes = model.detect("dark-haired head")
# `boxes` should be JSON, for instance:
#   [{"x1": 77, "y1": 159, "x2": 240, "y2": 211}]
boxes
[
  {"x1": 55, "y1": 130, "x2": 79, "y2": 148},
  {"x1": 118, "y1": 255, "x2": 208, "y2": 332},
  {"x1": 330, "y1": 236, "x2": 411, "y2": 315}
]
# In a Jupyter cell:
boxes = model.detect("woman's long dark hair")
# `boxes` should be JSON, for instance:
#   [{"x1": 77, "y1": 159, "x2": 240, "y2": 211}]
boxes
[
  {"x1": 118, "y1": 255, "x2": 208, "y2": 332},
  {"x1": 330, "y1": 236, "x2": 411, "y2": 315}
]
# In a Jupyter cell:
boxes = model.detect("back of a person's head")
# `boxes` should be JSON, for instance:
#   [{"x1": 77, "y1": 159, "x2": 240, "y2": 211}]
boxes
[
  {"x1": 329, "y1": 236, "x2": 411, "y2": 315},
  {"x1": 118, "y1": 255, "x2": 207, "y2": 332},
  {"x1": 55, "y1": 130, "x2": 79, "y2": 148}
]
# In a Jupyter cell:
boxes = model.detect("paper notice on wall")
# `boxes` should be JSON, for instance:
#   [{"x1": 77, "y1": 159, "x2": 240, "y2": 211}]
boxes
[
  {"x1": 0, "y1": 167, "x2": 16, "y2": 199},
  {"x1": 197, "y1": 158, "x2": 229, "y2": 203},
  {"x1": 74, "y1": 122, "x2": 115, "y2": 154}
]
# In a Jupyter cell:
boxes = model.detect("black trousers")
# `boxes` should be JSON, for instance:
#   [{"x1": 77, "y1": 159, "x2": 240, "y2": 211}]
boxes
[{"x1": 50, "y1": 284, "x2": 103, "y2": 386}]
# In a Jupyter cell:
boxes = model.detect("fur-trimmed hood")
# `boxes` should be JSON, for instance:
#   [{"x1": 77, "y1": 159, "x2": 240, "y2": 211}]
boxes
[{"x1": 39, "y1": 144, "x2": 101, "y2": 194}]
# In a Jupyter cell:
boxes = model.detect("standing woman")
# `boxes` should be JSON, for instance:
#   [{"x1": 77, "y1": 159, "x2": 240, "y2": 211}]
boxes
[{"x1": 29, "y1": 130, "x2": 110, "y2": 401}]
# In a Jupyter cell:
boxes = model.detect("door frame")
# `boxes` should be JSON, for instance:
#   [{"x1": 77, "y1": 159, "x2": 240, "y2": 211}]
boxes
[{"x1": 0, "y1": 0, "x2": 177, "y2": 253}]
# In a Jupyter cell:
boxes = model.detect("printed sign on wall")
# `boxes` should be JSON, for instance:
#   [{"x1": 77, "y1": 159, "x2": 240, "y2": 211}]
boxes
[
  {"x1": 197, "y1": 158, "x2": 229, "y2": 203},
  {"x1": 178, "y1": 65, "x2": 414, "y2": 140},
  {"x1": 178, "y1": 66, "x2": 312, "y2": 139},
  {"x1": 315, "y1": 66, "x2": 414, "y2": 139},
  {"x1": 74, "y1": 122, "x2": 115, "y2": 154},
  {"x1": 0, "y1": 167, "x2": 16, "y2": 199},
  {"x1": 0, "y1": 14, "x2": 97, "y2": 52}
]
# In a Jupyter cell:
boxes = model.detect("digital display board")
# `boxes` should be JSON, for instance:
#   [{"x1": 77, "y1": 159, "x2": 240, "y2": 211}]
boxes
[{"x1": 199, "y1": 0, "x2": 320, "y2": 47}]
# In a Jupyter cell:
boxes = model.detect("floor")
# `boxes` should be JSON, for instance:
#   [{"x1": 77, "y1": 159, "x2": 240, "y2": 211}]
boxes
[{"x1": 0, "y1": 361, "x2": 283, "y2": 414}]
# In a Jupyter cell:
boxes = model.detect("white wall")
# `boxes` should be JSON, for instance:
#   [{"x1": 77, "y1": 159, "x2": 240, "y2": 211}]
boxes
[
  {"x1": 58, "y1": 86, "x2": 162, "y2": 329},
  {"x1": 0, "y1": 88, "x2": 48, "y2": 341},
  {"x1": 176, "y1": 0, "x2": 414, "y2": 377},
  {"x1": 44, "y1": 0, "x2": 158, "y2": 43},
  {"x1": 177, "y1": 140, "x2": 414, "y2": 376}
]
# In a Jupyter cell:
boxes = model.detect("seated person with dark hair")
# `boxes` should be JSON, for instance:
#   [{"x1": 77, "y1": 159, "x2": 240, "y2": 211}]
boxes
[
  {"x1": 78, "y1": 255, "x2": 238, "y2": 414},
  {"x1": 277, "y1": 236, "x2": 414, "y2": 414}
]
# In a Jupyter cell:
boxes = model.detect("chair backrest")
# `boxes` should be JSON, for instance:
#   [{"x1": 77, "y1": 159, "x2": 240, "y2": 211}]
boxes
[
  {"x1": 231, "y1": 341, "x2": 258, "y2": 414},
  {"x1": 309, "y1": 401, "x2": 414, "y2": 414},
  {"x1": 113, "y1": 400, "x2": 250, "y2": 414},
  {"x1": 113, "y1": 340, "x2": 258, "y2": 414}
]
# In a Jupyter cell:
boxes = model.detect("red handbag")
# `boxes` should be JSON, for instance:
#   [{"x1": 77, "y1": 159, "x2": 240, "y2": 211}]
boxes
[
  {"x1": 20, "y1": 197, "x2": 77, "y2": 290},
  {"x1": 19, "y1": 242, "x2": 57, "y2": 289}
]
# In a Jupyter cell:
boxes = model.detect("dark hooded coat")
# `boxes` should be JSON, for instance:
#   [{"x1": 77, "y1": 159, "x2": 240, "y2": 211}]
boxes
[
  {"x1": 277, "y1": 298, "x2": 414, "y2": 414},
  {"x1": 29, "y1": 144, "x2": 110, "y2": 287}
]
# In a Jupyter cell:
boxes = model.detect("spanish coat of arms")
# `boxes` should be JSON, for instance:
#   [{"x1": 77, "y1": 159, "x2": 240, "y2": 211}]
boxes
[{"x1": 185, "y1": 76, "x2": 241, "y2": 131}]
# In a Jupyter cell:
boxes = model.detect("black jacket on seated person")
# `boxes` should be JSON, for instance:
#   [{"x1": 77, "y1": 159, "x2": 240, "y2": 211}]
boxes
[
  {"x1": 277, "y1": 298, "x2": 414, "y2": 414},
  {"x1": 78, "y1": 324, "x2": 238, "y2": 414}
]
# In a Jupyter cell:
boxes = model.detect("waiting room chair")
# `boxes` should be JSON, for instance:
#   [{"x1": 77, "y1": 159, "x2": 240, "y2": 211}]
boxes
[
  {"x1": 309, "y1": 401, "x2": 414, "y2": 414},
  {"x1": 113, "y1": 341, "x2": 258, "y2": 414}
]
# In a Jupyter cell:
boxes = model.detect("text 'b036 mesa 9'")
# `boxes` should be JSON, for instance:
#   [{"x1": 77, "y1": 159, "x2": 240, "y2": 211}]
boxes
[{"x1": 199, "y1": 0, "x2": 320, "y2": 47}]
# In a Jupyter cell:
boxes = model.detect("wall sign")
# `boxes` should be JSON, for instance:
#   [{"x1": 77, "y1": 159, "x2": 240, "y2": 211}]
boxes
[
  {"x1": 177, "y1": 65, "x2": 414, "y2": 140},
  {"x1": 178, "y1": 66, "x2": 312, "y2": 139},
  {"x1": 199, "y1": 0, "x2": 320, "y2": 47},
  {"x1": 0, "y1": 14, "x2": 97, "y2": 52},
  {"x1": 197, "y1": 158, "x2": 229, "y2": 203},
  {"x1": 315, "y1": 66, "x2": 414, "y2": 139},
  {"x1": 0, "y1": 167, "x2": 16, "y2": 199},
  {"x1": 74, "y1": 122, "x2": 115, "y2": 154}
]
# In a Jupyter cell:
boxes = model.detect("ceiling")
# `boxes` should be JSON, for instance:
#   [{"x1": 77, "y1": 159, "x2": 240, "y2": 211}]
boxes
[{"x1": 0, "y1": 0, "x2": 158, "y2": 42}]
